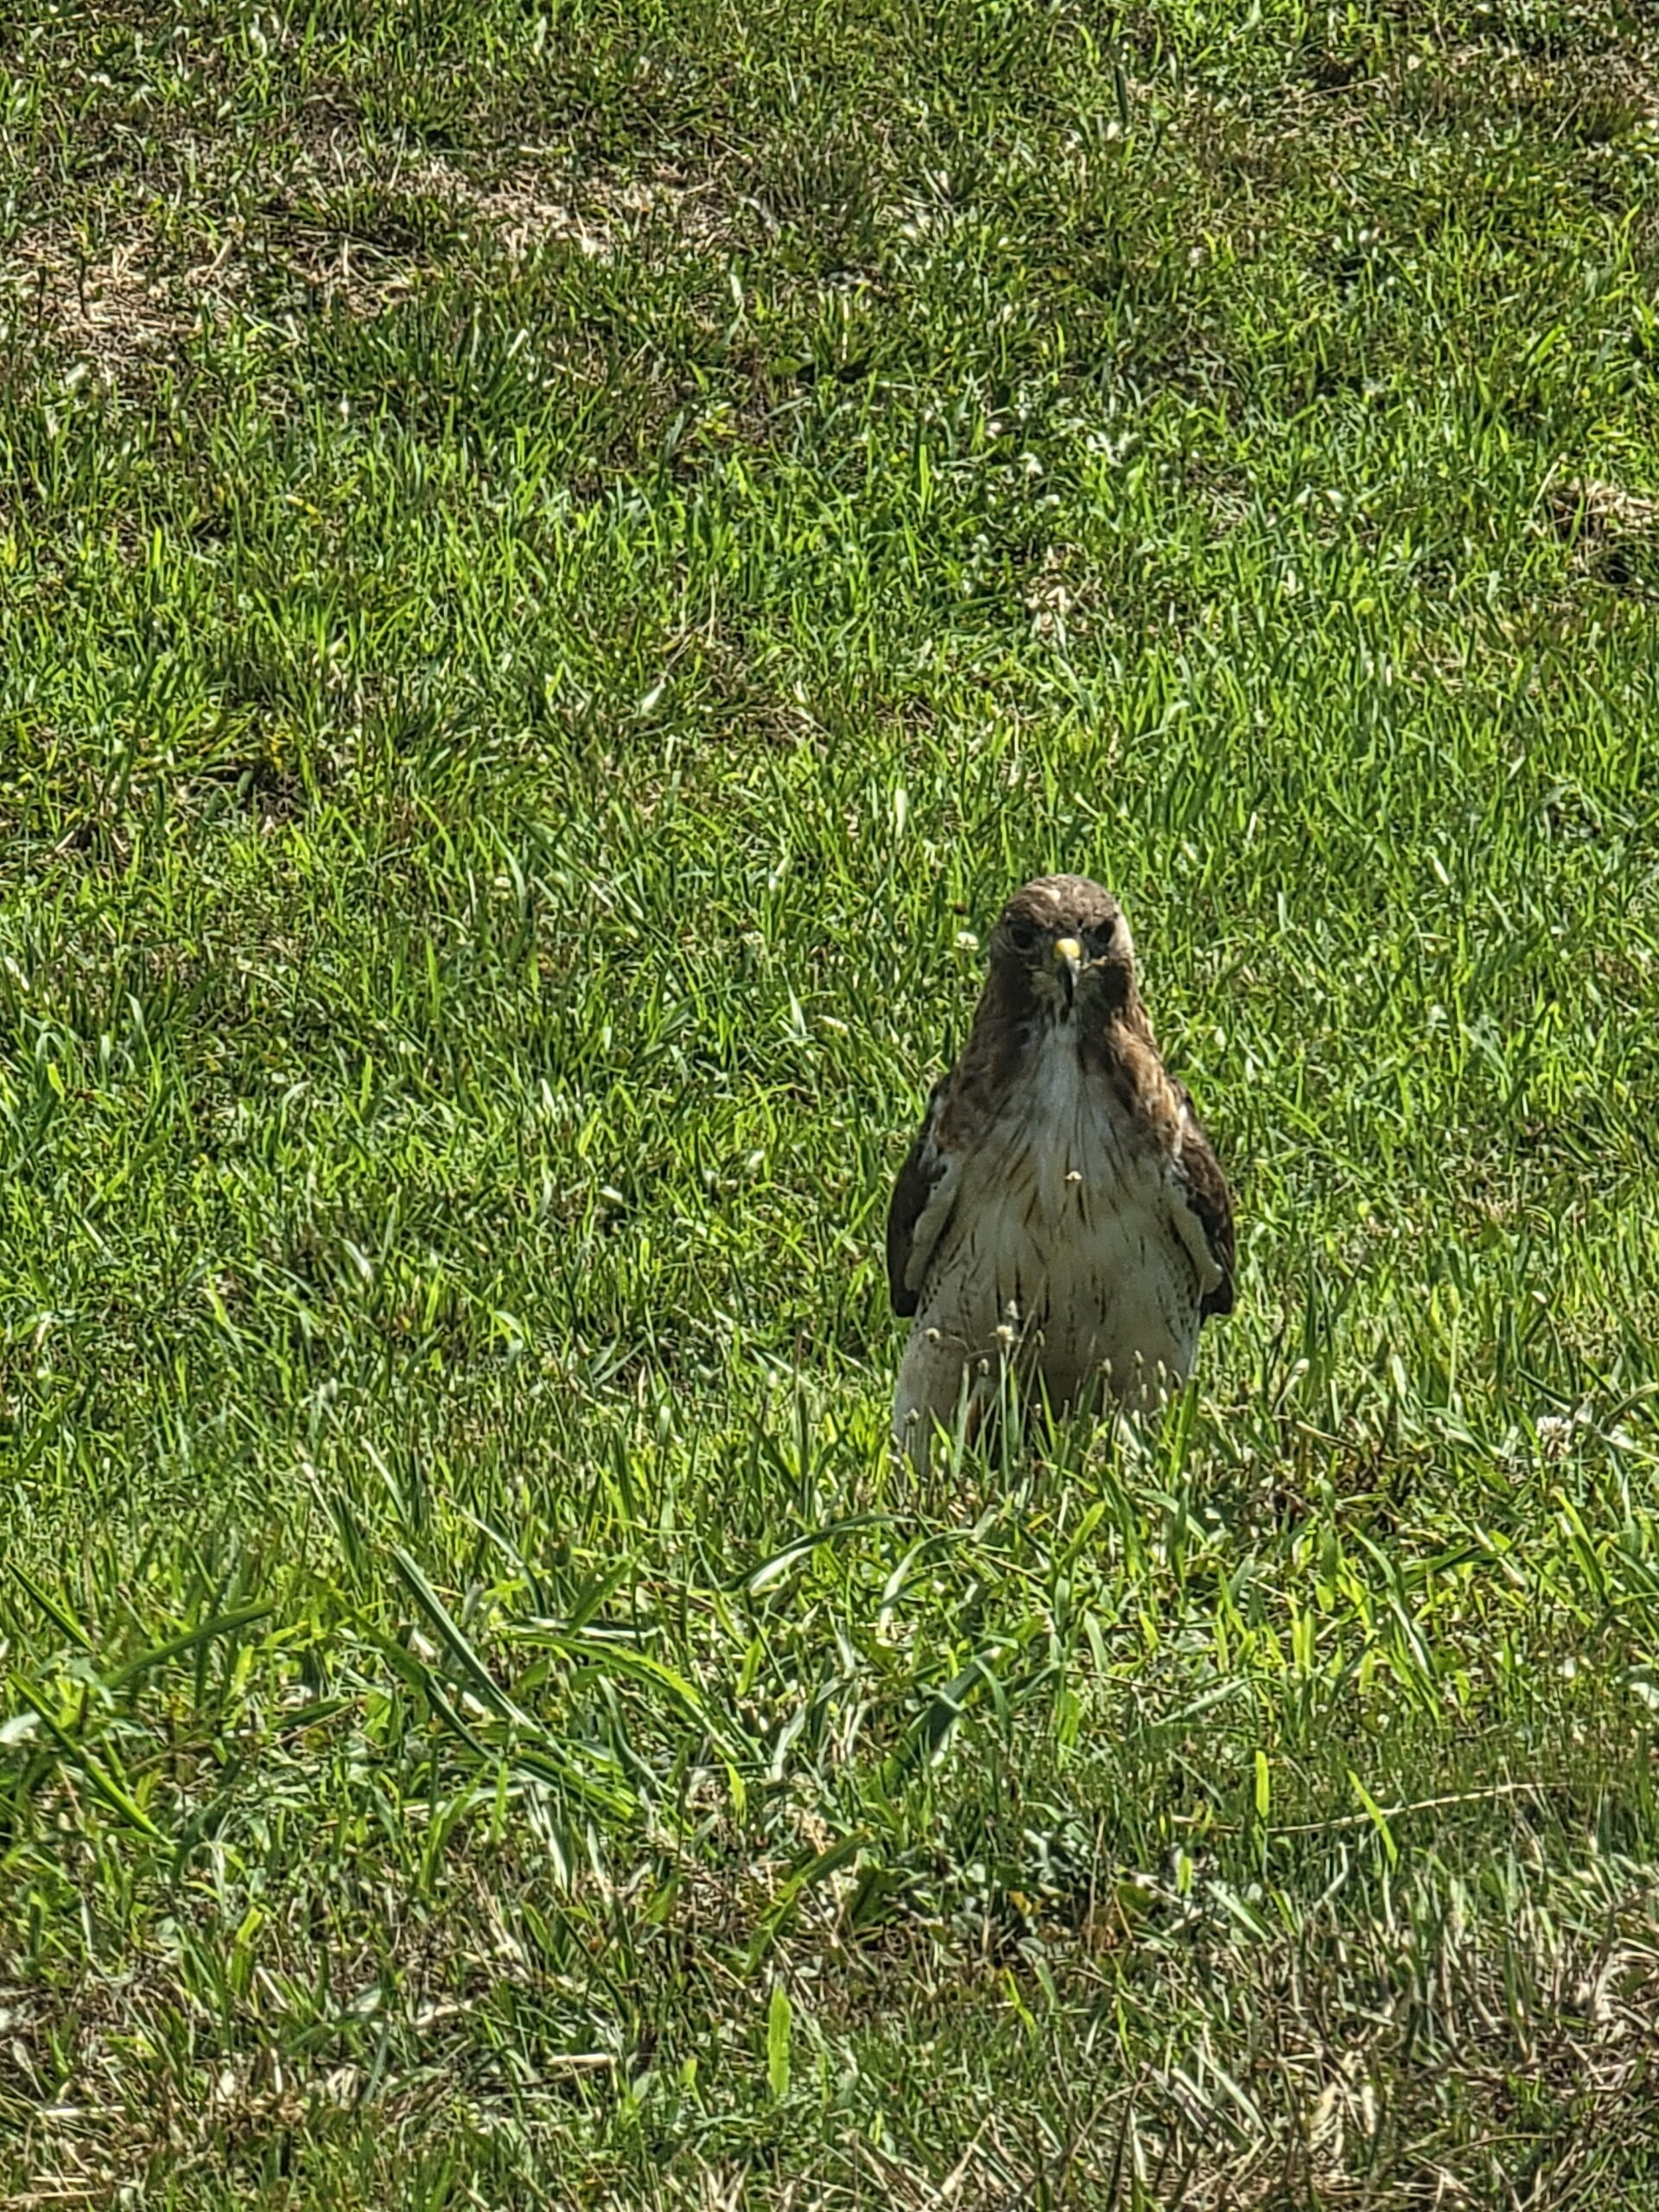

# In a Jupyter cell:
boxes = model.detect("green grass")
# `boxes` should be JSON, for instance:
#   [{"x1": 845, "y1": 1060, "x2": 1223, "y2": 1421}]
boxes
[{"x1": 4, "y1": 0, "x2": 1659, "y2": 2202}]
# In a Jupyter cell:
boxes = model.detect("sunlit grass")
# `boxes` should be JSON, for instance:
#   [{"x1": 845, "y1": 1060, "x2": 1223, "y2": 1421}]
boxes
[{"x1": 3, "y1": 0, "x2": 1659, "y2": 2202}]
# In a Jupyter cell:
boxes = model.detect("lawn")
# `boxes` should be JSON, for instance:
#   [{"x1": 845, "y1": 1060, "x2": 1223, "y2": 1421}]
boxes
[{"x1": 3, "y1": 0, "x2": 1659, "y2": 2202}]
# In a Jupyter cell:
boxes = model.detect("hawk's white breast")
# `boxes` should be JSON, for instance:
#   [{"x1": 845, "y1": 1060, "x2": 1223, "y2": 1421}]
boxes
[{"x1": 895, "y1": 1021, "x2": 1203, "y2": 1440}]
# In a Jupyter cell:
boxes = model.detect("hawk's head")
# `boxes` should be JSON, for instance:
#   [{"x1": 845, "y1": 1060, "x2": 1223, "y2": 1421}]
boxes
[{"x1": 991, "y1": 874, "x2": 1135, "y2": 1022}]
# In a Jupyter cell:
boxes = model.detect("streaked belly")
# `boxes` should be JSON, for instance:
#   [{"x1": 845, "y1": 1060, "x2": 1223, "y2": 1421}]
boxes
[{"x1": 916, "y1": 1178, "x2": 1198, "y2": 1408}]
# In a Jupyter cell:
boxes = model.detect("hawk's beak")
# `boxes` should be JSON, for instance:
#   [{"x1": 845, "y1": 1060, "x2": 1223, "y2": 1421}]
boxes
[{"x1": 1054, "y1": 936, "x2": 1083, "y2": 1012}]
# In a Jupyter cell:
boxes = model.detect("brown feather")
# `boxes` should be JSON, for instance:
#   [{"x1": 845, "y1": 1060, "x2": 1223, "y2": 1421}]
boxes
[{"x1": 885, "y1": 1092, "x2": 944, "y2": 1317}]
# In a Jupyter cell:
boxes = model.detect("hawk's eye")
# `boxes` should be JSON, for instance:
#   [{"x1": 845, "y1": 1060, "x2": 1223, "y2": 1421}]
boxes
[
  {"x1": 1090, "y1": 916, "x2": 1116, "y2": 951},
  {"x1": 1006, "y1": 918, "x2": 1041, "y2": 956}
]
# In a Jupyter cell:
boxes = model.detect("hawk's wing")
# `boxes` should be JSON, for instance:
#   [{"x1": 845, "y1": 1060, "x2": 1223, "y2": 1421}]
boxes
[
  {"x1": 885, "y1": 1078, "x2": 961, "y2": 1318},
  {"x1": 1169, "y1": 1083, "x2": 1235, "y2": 1319}
]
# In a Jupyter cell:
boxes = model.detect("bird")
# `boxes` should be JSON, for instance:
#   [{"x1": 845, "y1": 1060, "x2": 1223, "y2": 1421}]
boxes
[{"x1": 885, "y1": 874, "x2": 1234, "y2": 1464}]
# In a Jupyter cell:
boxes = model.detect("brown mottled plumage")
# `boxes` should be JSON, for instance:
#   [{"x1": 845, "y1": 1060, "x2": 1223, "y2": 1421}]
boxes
[{"x1": 887, "y1": 875, "x2": 1234, "y2": 1463}]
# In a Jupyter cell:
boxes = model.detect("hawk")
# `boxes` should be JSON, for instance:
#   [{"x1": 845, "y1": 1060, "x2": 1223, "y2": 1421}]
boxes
[{"x1": 886, "y1": 874, "x2": 1234, "y2": 1462}]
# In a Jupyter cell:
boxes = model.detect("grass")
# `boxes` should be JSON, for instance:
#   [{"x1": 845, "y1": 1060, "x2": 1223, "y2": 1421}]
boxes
[{"x1": 3, "y1": 0, "x2": 1659, "y2": 2202}]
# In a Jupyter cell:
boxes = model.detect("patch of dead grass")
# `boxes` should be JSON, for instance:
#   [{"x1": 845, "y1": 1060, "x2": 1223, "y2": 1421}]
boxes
[
  {"x1": 1, "y1": 224, "x2": 229, "y2": 382},
  {"x1": 2, "y1": 134, "x2": 742, "y2": 390}
]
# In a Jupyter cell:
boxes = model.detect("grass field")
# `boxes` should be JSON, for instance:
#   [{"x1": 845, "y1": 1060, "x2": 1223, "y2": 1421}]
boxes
[{"x1": 4, "y1": 0, "x2": 1659, "y2": 2202}]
